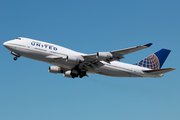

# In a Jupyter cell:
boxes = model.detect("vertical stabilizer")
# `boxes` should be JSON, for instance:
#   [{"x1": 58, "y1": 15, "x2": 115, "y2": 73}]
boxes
[{"x1": 134, "y1": 49, "x2": 171, "y2": 69}]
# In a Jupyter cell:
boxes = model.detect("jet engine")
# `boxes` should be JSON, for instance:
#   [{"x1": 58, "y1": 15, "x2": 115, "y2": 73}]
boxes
[
  {"x1": 63, "y1": 70, "x2": 73, "y2": 78},
  {"x1": 48, "y1": 66, "x2": 61, "y2": 74},
  {"x1": 96, "y1": 52, "x2": 113, "y2": 60},
  {"x1": 64, "y1": 69, "x2": 79, "y2": 78}
]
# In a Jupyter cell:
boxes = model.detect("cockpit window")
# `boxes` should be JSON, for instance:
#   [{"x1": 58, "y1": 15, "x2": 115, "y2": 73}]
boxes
[{"x1": 16, "y1": 37, "x2": 21, "y2": 40}]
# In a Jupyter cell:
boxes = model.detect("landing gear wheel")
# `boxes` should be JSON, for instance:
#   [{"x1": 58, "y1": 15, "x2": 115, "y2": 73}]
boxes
[{"x1": 13, "y1": 57, "x2": 17, "y2": 61}]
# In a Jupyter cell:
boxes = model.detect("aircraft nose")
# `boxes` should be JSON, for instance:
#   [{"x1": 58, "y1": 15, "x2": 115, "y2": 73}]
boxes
[
  {"x1": 3, "y1": 40, "x2": 12, "y2": 48},
  {"x1": 3, "y1": 41, "x2": 9, "y2": 47}
]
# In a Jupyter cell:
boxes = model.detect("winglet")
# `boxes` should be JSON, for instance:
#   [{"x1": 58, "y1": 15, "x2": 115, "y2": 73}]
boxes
[{"x1": 144, "y1": 43, "x2": 153, "y2": 47}]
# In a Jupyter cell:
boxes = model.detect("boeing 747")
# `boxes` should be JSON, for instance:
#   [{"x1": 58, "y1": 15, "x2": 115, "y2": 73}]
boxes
[{"x1": 3, "y1": 37, "x2": 175, "y2": 78}]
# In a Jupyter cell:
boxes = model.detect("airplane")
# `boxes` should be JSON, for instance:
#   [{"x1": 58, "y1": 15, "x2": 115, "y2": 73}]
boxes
[{"x1": 3, "y1": 37, "x2": 175, "y2": 78}]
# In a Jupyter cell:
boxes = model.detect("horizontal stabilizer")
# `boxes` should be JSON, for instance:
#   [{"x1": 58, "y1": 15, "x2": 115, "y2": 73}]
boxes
[{"x1": 143, "y1": 68, "x2": 175, "y2": 74}]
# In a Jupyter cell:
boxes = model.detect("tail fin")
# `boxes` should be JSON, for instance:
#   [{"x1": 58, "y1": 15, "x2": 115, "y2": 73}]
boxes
[{"x1": 134, "y1": 49, "x2": 171, "y2": 69}]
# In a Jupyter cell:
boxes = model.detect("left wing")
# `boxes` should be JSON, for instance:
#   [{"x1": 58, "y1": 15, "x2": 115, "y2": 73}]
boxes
[
  {"x1": 79, "y1": 43, "x2": 152, "y2": 70},
  {"x1": 83, "y1": 43, "x2": 152, "y2": 63}
]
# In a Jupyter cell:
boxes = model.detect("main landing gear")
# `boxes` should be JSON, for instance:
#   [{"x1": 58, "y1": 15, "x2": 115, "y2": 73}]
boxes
[{"x1": 11, "y1": 52, "x2": 20, "y2": 61}]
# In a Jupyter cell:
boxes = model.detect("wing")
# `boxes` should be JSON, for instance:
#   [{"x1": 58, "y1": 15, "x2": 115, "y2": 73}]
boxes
[
  {"x1": 83, "y1": 43, "x2": 152, "y2": 63},
  {"x1": 79, "y1": 43, "x2": 152, "y2": 71},
  {"x1": 111, "y1": 43, "x2": 152, "y2": 56},
  {"x1": 45, "y1": 43, "x2": 152, "y2": 72}
]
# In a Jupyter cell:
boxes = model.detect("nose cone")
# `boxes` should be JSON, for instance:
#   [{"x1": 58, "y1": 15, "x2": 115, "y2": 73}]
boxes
[
  {"x1": 3, "y1": 41, "x2": 12, "y2": 49},
  {"x1": 3, "y1": 41, "x2": 9, "y2": 47},
  {"x1": 3, "y1": 40, "x2": 14, "y2": 50}
]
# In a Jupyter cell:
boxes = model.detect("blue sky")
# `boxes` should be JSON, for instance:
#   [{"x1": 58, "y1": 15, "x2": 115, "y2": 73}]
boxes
[{"x1": 0, "y1": 0, "x2": 180, "y2": 120}]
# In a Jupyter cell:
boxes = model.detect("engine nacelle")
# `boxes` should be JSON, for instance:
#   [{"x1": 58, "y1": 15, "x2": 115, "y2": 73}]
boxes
[
  {"x1": 66, "y1": 56, "x2": 80, "y2": 63},
  {"x1": 48, "y1": 66, "x2": 61, "y2": 74},
  {"x1": 64, "y1": 69, "x2": 79, "y2": 78},
  {"x1": 96, "y1": 52, "x2": 113, "y2": 60},
  {"x1": 64, "y1": 70, "x2": 73, "y2": 78}
]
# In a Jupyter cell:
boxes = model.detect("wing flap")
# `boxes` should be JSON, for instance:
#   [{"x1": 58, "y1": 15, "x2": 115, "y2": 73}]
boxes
[{"x1": 143, "y1": 68, "x2": 175, "y2": 74}]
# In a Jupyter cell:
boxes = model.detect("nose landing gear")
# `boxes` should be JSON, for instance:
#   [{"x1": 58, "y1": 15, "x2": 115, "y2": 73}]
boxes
[
  {"x1": 13, "y1": 57, "x2": 18, "y2": 61},
  {"x1": 11, "y1": 52, "x2": 20, "y2": 61}
]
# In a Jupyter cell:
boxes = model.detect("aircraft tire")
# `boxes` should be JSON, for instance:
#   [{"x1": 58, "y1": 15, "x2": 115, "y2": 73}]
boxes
[{"x1": 14, "y1": 57, "x2": 17, "y2": 61}]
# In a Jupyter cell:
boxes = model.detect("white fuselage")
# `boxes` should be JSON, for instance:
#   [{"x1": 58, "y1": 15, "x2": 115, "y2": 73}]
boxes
[{"x1": 3, "y1": 37, "x2": 163, "y2": 78}]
